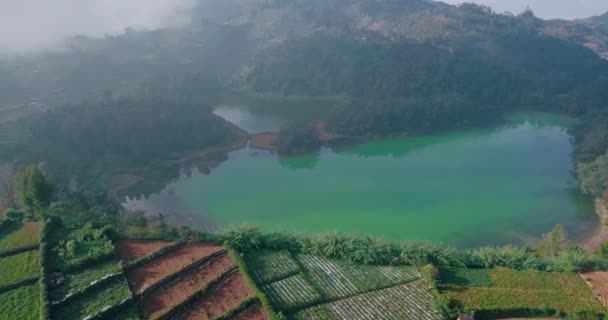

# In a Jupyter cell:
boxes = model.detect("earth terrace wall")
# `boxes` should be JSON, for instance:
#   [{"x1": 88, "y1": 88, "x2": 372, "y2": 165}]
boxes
[
  {"x1": 155, "y1": 267, "x2": 239, "y2": 320},
  {"x1": 50, "y1": 272, "x2": 123, "y2": 306},
  {"x1": 137, "y1": 249, "x2": 227, "y2": 299},
  {"x1": 123, "y1": 241, "x2": 187, "y2": 272}
]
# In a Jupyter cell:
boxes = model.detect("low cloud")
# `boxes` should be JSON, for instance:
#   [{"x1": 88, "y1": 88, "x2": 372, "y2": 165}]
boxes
[{"x1": 0, "y1": 0, "x2": 196, "y2": 53}]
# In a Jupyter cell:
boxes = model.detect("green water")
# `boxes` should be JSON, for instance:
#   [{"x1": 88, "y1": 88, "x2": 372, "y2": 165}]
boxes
[{"x1": 124, "y1": 112, "x2": 596, "y2": 247}]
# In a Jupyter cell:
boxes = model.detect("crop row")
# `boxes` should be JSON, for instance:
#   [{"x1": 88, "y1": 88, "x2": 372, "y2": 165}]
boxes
[
  {"x1": 291, "y1": 280, "x2": 443, "y2": 320},
  {"x1": 262, "y1": 273, "x2": 323, "y2": 310},
  {"x1": 51, "y1": 276, "x2": 132, "y2": 320},
  {"x1": 246, "y1": 250, "x2": 301, "y2": 284},
  {"x1": 49, "y1": 259, "x2": 123, "y2": 303},
  {"x1": 296, "y1": 254, "x2": 358, "y2": 299},
  {"x1": 0, "y1": 284, "x2": 40, "y2": 320}
]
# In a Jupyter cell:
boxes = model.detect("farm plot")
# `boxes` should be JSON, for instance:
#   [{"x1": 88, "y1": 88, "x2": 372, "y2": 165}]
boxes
[
  {"x1": 296, "y1": 254, "x2": 358, "y2": 299},
  {"x1": 262, "y1": 273, "x2": 323, "y2": 310},
  {"x1": 0, "y1": 250, "x2": 40, "y2": 289},
  {"x1": 441, "y1": 268, "x2": 603, "y2": 313},
  {"x1": 0, "y1": 284, "x2": 40, "y2": 320},
  {"x1": 51, "y1": 276, "x2": 132, "y2": 320},
  {"x1": 115, "y1": 240, "x2": 173, "y2": 264},
  {"x1": 49, "y1": 259, "x2": 123, "y2": 302},
  {"x1": 140, "y1": 253, "x2": 235, "y2": 319},
  {"x1": 245, "y1": 250, "x2": 300, "y2": 284},
  {"x1": 290, "y1": 280, "x2": 443, "y2": 320},
  {"x1": 126, "y1": 243, "x2": 224, "y2": 293},
  {"x1": 181, "y1": 270, "x2": 255, "y2": 320},
  {"x1": 0, "y1": 221, "x2": 41, "y2": 255},
  {"x1": 580, "y1": 271, "x2": 608, "y2": 307},
  {"x1": 296, "y1": 254, "x2": 421, "y2": 299}
]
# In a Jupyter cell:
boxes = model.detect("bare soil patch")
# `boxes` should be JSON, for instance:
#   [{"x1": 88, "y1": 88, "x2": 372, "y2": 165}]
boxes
[
  {"x1": 140, "y1": 254, "x2": 236, "y2": 319},
  {"x1": 232, "y1": 303, "x2": 269, "y2": 320},
  {"x1": 582, "y1": 200, "x2": 608, "y2": 252},
  {"x1": 250, "y1": 132, "x2": 278, "y2": 151},
  {"x1": 115, "y1": 240, "x2": 173, "y2": 264},
  {"x1": 127, "y1": 243, "x2": 224, "y2": 293},
  {"x1": 182, "y1": 270, "x2": 254, "y2": 320},
  {"x1": 580, "y1": 271, "x2": 608, "y2": 307}
]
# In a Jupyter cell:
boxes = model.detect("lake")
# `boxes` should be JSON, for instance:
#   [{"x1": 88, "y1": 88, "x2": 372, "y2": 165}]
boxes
[{"x1": 124, "y1": 110, "x2": 597, "y2": 247}]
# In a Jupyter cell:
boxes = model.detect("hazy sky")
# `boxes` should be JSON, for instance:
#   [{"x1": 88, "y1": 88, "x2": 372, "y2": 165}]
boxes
[
  {"x1": 0, "y1": 0, "x2": 195, "y2": 53},
  {"x1": 442, "y1": 0, "x2": 608, "y2": 20}
]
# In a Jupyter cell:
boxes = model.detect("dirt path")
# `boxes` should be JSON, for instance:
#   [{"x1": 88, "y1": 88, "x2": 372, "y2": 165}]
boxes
[
  {"x1": 141, "y1": 254, "x2": 235, "y2": 319},
  {"x1": 582, "y1": 199, "x2": 608, "y2": 252},
  {"x1": 115, "y1": 240, "x2": 173, "y2": 264},
  {"x1": 126, "y1": 243, "x2": 224, "y2": 293}
]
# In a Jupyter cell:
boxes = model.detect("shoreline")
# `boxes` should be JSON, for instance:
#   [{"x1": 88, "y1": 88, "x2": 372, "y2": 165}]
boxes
[{"x1": 582, "y1": 199, "x2": 608, "y2": 252}]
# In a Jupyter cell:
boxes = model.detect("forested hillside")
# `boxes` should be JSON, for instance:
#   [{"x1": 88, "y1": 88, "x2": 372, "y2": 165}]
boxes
[{"x1": 1, "y1": 0, "x2": 608, "y2": 198}]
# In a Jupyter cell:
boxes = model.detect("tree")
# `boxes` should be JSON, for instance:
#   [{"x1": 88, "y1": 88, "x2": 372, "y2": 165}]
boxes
[
  {"x1": 15, "y1": 165, "x2": 54, "y2": 216},
  {"x1": 536, "y1": 224, "x2": 572, "y2": 257},
  {"x1": 578, "y1": 153, "x2": 608, "y2": 198}
]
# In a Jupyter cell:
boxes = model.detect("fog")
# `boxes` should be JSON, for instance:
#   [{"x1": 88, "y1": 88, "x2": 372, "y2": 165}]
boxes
[
  {"x1": 0, "y1": 0, "x2": 196, "y2": 53},
  {"x1": 442, "y1": 0, "x2": 608, "y2": 20}
]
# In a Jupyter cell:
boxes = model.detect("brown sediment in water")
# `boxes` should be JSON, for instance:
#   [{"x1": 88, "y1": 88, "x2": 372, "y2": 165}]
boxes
[
  {"x1": 582, "y1": 199, "x2": 608, "y2": 252},
  {"x1": 250, "y1": 132, "x2": 278, "y2": 151}
]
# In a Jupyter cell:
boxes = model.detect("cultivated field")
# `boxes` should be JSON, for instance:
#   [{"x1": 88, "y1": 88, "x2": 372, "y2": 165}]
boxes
[
  {"x1": 244, "y1": 250, "x2": 441, "y2": 319},
  {"x1": 49, "y1": 259, "x2": 123, "y2": 302},
  {"x1": 440, "y1": 267, "x2": 604, "y2": 313},
  {"x1": 181, "y1": 269, "x2": 255, "y2": 320},
  {"x1": 232, "y1": 302, "x2": 269, "y2": 320},
  {"x1": 115, "y1": 240, "x2": 174, "y2": 264},
  {"x1": 118, "y1": 240, "x2": 266, "y2": 319},
  {"x1": 51, "y1": 276, "x2": 132, "y2": 320},
  {"x1": 0, "y1": 222, "x2": 41, "y2": 255},
  {"x1": 291, "y1": 280, "x2": 443, "y2": 320},
  {"x1": 139, "y1": 253, "x2": 235, "y2": 318},
  {"x1": 0, "y1": 283, "x2": 40, "y2": 320},
  {"x1": 0, "y1": 250, "x2": 40, "y2": 289},
  {"x1": 580, "y1": 271, "x2": 608, "y2": 307},
  {"x1": 125, "y1": 242, "x2": 224, "y2": 293}
]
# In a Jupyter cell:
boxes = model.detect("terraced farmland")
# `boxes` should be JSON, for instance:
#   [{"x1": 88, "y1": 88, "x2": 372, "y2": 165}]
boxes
[
  {"x1": 440, "y1": 267, "x2": 604, "y2": 313},
  {"x1": 119, "y1": 240, "x2": 269, "y2": 320},
  {"x1": 243, "y1": 250, "x2": 441, "y2": 320},
  {"x1": 0, "y1": 219, "x2": 41, "y2": 320},
  {"x1": 291, "y1": 281, "x2": 443, "y2": 320}
]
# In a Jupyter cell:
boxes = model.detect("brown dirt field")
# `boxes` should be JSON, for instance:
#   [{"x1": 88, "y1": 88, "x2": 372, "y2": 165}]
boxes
[
  {"x1": 250, "y1": 132, "x2": 278, "y2": 151},
  {"x1": 182, "y1": 270, "x2": 255, "y2": 320},
  {"x1": 580, "y1": 271, "x2": 608, "y2": 307},
  {"x1": 232, "y1": 303, "x2": 269, "y2": 320},
  {"x1": 141, "y1": 254, "x2": 236, "y2": 319},
  {"x1": 127, "y1": 243, "x2": 224, "y2": 293},
  {"x1": 115, "y1": 240, "x2": 173, "y2": 264}
]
